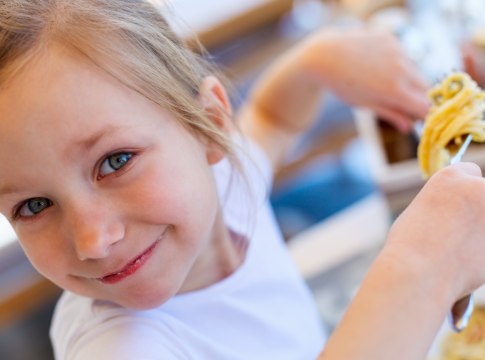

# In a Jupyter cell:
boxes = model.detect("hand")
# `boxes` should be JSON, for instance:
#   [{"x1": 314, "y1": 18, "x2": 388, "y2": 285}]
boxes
[
  {"x1": 388, "y1": 162, "x2": 485, "y2": 300},
  {"x1": 303, "y1": 27, "x2": 430, "y2": 132}
]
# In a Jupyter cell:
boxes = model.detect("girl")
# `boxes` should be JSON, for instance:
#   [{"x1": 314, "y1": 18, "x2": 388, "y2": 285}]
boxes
[{"x1": 1, "y1": 1, "x2": 485, "y2": 359}]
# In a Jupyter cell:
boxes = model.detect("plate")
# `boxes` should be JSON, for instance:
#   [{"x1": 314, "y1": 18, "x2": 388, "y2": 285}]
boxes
[
  {"x1": 427, "y1": 285, "x2": 485, "y2": 359},
  {"x1": 427, "y1": 320, "x2": 450, "y2": 360}
]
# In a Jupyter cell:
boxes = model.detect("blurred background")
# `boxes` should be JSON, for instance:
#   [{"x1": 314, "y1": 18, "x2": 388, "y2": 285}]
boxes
[{"x1": 3, "y1": 0, "x2": 485, "y2": 358}]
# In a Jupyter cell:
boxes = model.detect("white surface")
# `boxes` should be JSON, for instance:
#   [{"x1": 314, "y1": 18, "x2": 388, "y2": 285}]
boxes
[
  {"x1": 369, "y1": 3, "x2": 463, "y2": 81},
  {"x1": 427, "y1": 320, "x2": 449, "y2": 360},
  {"x1": 288, "y1": 193, "x2": 391, "y2": 279},
  {"x1": 0, "y1": 214, "x2": 16, "y2": 249},
  {"x1": 160, "y1": 0, "x2": 273, "y2": 39}
]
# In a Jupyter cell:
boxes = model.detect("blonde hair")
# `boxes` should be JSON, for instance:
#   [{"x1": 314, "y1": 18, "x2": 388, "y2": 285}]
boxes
[{"x1": 0, "y1": 0, "x2": 234, "y2": 157}]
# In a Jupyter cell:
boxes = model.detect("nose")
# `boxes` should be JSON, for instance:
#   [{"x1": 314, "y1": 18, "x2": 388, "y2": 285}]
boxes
[{"x1": 64, "y1": 201, "x2": 125, "y2": 261}]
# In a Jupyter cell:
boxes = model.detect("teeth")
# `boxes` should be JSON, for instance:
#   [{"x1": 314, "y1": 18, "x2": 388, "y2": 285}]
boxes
[
  {"x1": 135, "y1": 259, "x2": 141, "y2": 264},
  {"x1": 116, "y1": 272, "x2": 122, "y2": 276}
]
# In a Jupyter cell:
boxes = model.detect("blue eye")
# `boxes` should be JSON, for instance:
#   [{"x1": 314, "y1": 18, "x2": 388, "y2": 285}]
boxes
[
  {"x1": 99, "y1": 152, "x2": 133, "y2": 177},
  {"x1": 16, "y1": 197, "x2": 53, "y2": 218}
]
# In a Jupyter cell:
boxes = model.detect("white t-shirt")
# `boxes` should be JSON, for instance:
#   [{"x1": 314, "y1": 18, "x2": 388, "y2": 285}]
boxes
[{"x1": 50, "y1": 137, "x2": 327, "y2": 359}]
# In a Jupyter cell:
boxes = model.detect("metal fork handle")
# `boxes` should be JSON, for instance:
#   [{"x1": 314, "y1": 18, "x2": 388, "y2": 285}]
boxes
[
  {"x1": 448, "y1": 133, "x2": 474, "y2": 332},
  {"x1": 450, "y1": 294, "x2": 474, "y2": 332},
  {"x1": 449, "y1": 134, "x2": 473, "y2": 164}
]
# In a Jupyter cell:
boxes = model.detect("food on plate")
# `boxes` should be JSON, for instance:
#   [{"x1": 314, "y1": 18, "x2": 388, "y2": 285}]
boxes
[
  {"x1": 439, "y1": 306, "x2": 485, "y2": 360},
  {"x1": 417, "y1": 72, "x2": 485, "y2": 178}
]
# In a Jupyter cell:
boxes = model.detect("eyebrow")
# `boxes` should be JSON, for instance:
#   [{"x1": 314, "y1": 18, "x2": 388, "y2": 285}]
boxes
[
  {"x1": 64, "y1": 124, "x2": 125, "y2": 162},
  {"x1": 74, "y1": 125, "x2": 121, "y2": 151},
  {"x1": 0, "y1": 184, "x2": 20, "y2": 197}
]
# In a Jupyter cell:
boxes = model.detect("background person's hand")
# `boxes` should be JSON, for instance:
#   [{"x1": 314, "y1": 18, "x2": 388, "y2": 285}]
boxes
[{"x1": 303, "y1": 27, "x2": 430, "y2": 133}]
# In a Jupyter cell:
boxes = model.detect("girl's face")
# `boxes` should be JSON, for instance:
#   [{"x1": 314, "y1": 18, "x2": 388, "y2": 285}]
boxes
[{"x1": 0, "y1": 46, "x2": 231, "y2": 309}]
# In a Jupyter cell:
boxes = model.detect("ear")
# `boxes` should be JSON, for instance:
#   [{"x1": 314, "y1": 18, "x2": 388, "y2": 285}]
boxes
[{"x1": 198, "y1": 76, "x2": 233, "y2": 165}]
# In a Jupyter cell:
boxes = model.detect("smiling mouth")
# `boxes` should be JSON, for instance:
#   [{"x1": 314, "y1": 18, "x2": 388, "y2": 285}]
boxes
[{"x1": 97, "y1": 238, "x2": 161, "y2": 284}]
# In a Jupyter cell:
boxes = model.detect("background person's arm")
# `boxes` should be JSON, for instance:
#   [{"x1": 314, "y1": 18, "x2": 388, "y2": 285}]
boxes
[{"x1": 238, "y1": 27, "x2": 429, "y2": 168}]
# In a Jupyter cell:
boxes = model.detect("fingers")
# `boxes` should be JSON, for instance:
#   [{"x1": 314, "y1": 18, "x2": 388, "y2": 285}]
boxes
[
  {"x1": 448, "y1": 161, "x2": 482, "y2": 177},
  {"x1": 389, "y1": 59, "x2": 430, "y2": 119},
  {"x1": 426, "y1": 162, "x2": 483, "y2": 195},
  {"x1": 372, "y1": 105, "x2": 414, "y2": 133},
  {"x1": 399, "y1": 61, "x2": 431, "y2": 119},
  {"x1": 401, "y1": 54, "x2": 430, "y2": 89},
  {"x1": 372, "y1": 62, "x2": 430, "y2": 130},
  {"x1": 374, "y1": 79, "x2": 429, "y2": 132},
  {"x1": 381, "y1": 47, "x2": 430, "y2": 122},
  {"x1": 398, "y1": 85, "x2": 430, "y2": 119}
]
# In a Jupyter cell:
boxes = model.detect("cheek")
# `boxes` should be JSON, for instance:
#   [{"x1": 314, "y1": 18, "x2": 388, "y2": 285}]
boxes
[
  {"x1": 17, "y1": 231, "x2": 70, "y2": 283},
  {"x1": 128, "y1": 159, "x2": 220, "y2": 231}
]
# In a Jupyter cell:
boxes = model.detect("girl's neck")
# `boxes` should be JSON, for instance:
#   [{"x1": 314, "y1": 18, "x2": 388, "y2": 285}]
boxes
[{"x1": 178, "y1": 220, "x2": 248, "y2": 294}]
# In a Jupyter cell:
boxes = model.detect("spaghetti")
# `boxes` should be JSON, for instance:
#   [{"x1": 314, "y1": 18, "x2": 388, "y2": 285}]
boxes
[{"x1": 417, "y1": 72, "x2": 485, "y2": 178}]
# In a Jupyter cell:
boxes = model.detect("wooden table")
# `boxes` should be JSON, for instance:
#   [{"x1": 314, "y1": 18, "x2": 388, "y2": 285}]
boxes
[{"x1": 0, "y1": 217, "x2": 61, "y2": 327}]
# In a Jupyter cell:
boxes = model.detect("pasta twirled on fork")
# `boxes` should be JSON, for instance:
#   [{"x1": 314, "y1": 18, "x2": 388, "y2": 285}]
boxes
[{"x1": 418, "y1": 72, "x2": 485, "y2": 178}]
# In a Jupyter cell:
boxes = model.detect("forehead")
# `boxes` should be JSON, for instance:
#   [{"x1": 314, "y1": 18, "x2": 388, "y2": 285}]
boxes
[
  {"x1": 0, "y1": 45, "x2": 172, "y2": 144},
  {"x1": 0, "y1": 45, "x2": 137, "y2": 125}
]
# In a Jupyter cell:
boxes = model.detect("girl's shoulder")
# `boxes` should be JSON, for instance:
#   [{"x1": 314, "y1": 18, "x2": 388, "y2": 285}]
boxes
[{"x1": 50, "y1": 291, "x2": 187, "y2": 359}]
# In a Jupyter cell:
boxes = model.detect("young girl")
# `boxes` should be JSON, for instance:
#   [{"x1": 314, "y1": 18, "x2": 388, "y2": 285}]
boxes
[{"x1": 1, "y1": 1, "x2": 485, "y2": 359}]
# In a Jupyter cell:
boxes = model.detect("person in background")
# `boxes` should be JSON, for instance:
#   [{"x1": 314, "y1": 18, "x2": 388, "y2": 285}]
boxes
[{"x1": 0, "y1": 1, "x2": 482, "y2": 359}]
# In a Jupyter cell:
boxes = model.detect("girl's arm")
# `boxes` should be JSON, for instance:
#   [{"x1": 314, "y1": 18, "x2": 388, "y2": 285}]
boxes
[
  {"x1": 238, "y1": 27, "x2": 429, "y2": 168},
  {"x1": 319, "y1": 162, "x2": 485, "y2": 359},
  {"x1": 319, "y1": 243, "x2": 451, "y2": 359}
]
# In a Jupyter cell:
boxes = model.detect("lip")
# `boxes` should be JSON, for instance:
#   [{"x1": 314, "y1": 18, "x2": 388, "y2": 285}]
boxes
[{"x1": 96, "y1": 237, "x2": 161, "y2": 284}]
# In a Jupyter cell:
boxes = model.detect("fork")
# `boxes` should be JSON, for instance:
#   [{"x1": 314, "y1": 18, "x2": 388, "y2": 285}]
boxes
[
  {"x1": 449, "y1": 133, "x2": 473, "y2": 165},
  {"x1": 447, "y1": 133, "x2": 474, "y2": 333}
]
